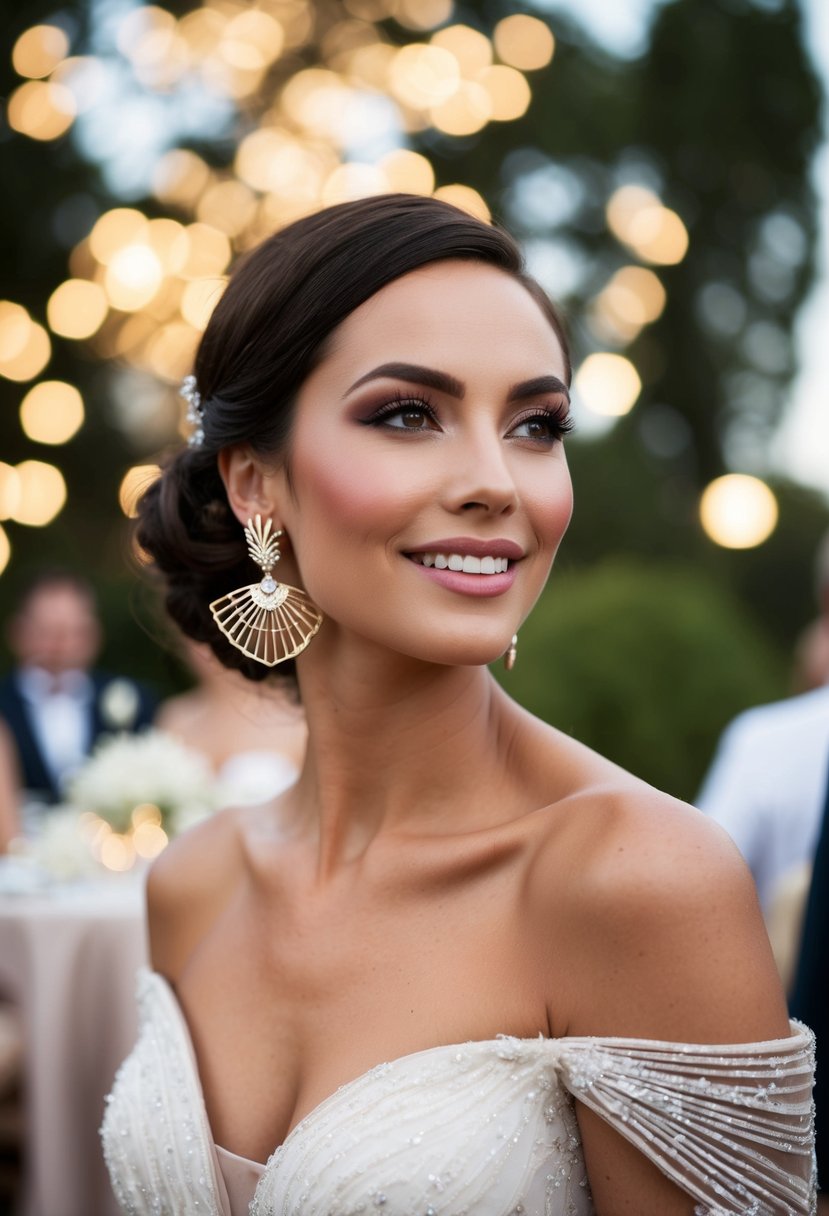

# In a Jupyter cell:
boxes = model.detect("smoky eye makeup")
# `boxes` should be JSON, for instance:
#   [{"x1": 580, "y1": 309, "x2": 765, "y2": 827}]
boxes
[
  {"x1": 508, "y1": 400, "x2": 575, "y2": 443},
  {"x1": 358, "y1": 391, "x2": 441, "y2": 431}
]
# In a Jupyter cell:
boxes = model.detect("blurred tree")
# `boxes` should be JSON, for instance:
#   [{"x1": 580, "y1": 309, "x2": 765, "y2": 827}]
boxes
[{"x1": 498, "y1": 558, "x2": 786, "y2": 800}]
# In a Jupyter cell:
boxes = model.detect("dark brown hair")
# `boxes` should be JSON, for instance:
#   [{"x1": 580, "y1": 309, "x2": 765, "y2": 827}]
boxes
[{"x1": 137, "y1": 193, "x2": 570, "y2": 682}]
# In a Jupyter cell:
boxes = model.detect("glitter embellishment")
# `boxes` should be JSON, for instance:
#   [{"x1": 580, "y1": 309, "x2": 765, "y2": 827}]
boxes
[{"x1": 180, "y1": 374, "x2": 204, "y2": 447}]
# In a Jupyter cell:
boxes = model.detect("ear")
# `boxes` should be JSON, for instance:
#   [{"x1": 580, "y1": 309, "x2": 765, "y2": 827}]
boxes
[{"x1": 218, "y1": 446, "x2": 285, "y2": 528}]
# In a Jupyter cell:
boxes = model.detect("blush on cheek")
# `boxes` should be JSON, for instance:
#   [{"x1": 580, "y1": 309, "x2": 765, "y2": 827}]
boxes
[{"x1": 292, "y1": 447, "x2": 427, "y2": 530}]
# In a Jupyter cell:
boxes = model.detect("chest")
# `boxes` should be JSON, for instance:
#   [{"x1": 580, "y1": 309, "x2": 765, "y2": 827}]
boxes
[{"x1": 178, "y1": 854, "x2": 552, "y2": 1161}]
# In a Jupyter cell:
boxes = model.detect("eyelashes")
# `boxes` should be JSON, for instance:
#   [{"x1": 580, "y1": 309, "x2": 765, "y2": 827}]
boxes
[{"x1": 362, "y1": 392, "x2": 574, "y2": 442}]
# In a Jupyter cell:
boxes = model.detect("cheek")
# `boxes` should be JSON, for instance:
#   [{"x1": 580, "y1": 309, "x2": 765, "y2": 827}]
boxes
[
  {"x1": 527, "y1": 460, "x2": 574, "y2": 551},
  {"x1": 289, "y1": 441, "x2": 427, "y2": 538}
]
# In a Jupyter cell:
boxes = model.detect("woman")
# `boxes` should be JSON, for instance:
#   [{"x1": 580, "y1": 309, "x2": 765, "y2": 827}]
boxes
[
  {"x1": 102, "y1": 195, "x2": 815, "y2": 1215},
  {"x1": 157, "y1": 636, "x2": 307, "y2": 806}
]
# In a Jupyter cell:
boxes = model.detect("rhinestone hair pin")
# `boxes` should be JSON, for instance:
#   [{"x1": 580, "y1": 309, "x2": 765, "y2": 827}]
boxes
[{"x1": 180, "y1": 374, "x2": 204, "y2": 447}]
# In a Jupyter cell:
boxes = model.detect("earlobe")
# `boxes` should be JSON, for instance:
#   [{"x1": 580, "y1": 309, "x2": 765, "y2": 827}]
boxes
[{"x1": 218, "y1": 446, "x2": 282, "y2": 527}]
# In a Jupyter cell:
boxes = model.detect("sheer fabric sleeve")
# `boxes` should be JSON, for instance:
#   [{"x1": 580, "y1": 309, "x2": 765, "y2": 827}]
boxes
[{"x1": 557, "y1": 1020, "x2": 815, "y2": 1215}]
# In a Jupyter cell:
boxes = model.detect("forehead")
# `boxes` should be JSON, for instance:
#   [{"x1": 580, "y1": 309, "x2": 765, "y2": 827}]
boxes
[{"x1": 319, "y1": 260, "x2": 567, "y2": 384}]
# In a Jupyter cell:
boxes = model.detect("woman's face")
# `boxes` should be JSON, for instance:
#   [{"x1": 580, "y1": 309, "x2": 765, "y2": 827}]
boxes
[{"x1": 273, "y1": 260, "x2": 573, "y2": 668}]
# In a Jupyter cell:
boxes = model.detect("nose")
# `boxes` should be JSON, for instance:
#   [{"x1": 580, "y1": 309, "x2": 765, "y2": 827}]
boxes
[{"x1": 442, "y1": 429, "x2": 519, "y2": 517}]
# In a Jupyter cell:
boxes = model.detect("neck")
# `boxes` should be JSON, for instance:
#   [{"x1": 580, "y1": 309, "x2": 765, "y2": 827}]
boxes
[{"x1": 292, "y1": 638, "x2": 516, "y2": 878}]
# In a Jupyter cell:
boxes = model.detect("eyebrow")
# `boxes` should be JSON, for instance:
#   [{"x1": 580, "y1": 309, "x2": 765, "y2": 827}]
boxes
[{"x1": 345, "y1": 363, "x2": 570, "y2": 403}]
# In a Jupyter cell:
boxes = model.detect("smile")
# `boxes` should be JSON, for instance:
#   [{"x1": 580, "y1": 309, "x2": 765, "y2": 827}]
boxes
[{"x1": 408, "y1": 553, "x2": 510, "y2": 575}]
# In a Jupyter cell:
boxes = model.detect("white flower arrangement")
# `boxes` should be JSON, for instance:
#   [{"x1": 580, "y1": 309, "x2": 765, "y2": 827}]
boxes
[
  {"x1": 21, "y1": 730, "x2": 217, "y2": 879},
  {"x1": 67, "y1": 729, "x2": 216, "y2": 836}
]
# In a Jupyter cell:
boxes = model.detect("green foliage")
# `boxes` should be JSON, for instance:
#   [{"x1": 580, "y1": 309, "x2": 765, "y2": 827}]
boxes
[{"x1": 498, "y1": 558, "x2": 786, "y2": 801}]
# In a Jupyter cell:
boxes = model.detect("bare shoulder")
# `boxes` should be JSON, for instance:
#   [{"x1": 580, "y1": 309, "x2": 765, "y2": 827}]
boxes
[
  {"x1": 526, "y1": 765, "x2": 790, "y2": 1044},
  {"x1": 146, "y1": 805, "x2": 246, "y2": 982}
]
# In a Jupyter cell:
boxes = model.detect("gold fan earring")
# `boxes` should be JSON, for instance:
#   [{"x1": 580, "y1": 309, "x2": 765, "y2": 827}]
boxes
[{"x1": 209, "y1": 515, "x2": 323, "y2": 667}]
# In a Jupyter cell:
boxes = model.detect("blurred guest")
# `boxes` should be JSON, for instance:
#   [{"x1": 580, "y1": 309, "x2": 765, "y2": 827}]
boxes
[
  {"x1": 0, "y1": 720, "x2": 20, "y2": 850},
  {"x1": 792, "y1": 529, "x2": 829, "y2": 693},
  {"x1": 156, "y1": 638, "x2": 306, "y2": 805},
  {"x1": 789, "y1": 754, "x2": 829, "y2": 1207},
  {"x1": 0, "y1": 570, "x2": 156, "y2": 809},
  {"x1": 697, "y1": 682, "x2": 829, "y2": 918}
]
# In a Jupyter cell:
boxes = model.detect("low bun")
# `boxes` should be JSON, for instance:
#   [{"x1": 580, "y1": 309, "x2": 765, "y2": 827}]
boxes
[{"x1": 136, "y1": 448, "x2": 288, "y2": 683}]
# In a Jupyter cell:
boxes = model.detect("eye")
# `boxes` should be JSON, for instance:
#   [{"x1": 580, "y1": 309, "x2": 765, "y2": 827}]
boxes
[
  {"x1": 364, "y1": 396, "x2": 440, "y2": 432},
  {"x1": 508, "y1": 405, "x2": 574, "y2": 444}
]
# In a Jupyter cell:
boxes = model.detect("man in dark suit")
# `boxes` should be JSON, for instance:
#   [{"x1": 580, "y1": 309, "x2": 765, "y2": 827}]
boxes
[{"x1": 0, "y1": 570, "x2": 156, "y2": 806}]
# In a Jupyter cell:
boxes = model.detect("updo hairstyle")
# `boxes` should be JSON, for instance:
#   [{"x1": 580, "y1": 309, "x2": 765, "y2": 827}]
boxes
[{"x1": 136, "y1": 193, "x2": 570, "y2": 682}]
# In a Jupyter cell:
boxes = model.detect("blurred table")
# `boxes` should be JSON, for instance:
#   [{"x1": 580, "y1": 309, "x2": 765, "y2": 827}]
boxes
[{"x1": 0, "y1": 869, "x2": 147, "y2": 1216}]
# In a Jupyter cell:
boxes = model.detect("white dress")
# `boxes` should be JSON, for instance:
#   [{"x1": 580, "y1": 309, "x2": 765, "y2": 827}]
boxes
[{"x1": 102, "y1": 970, "x2": 816, "y2": 1216}]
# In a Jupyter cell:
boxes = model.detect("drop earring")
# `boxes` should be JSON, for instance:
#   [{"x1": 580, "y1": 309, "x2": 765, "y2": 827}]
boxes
[
  {"x1": 209, "y1": 515, "x2": 323, "y2": 667},
  {"x1": 504, "y1": 633, "x2": 518, "y2": 671}
]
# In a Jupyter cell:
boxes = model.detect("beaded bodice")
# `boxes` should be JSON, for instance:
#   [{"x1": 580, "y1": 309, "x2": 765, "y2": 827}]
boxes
[{"x1": 102, "y1": 970, "x2": 815, "y2": 1216}]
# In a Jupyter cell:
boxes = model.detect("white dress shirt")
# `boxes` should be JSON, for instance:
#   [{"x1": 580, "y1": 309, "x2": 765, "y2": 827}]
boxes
[
  {"x1": 696, "y1": 684, "x2": 829, "y2": 912},
  {"x1": 17, "y1": 666, "x2": 94, "y2": 791}
]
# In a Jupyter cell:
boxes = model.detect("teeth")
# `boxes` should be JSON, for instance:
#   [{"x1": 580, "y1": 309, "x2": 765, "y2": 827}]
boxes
[{"x1": 412, "y1": 553, "x2": 511, "y2": 574}]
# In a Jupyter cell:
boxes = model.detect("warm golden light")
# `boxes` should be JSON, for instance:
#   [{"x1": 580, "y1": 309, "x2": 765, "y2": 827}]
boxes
[
  {"x1": 606, "y1": 185, "x2": 689, "y2": 265},
  {"x1": 152, "y1": 149, "x2": 211, "y2": 208},
  {"x1": 11, "y1": 461, "x2": 67, "y2": 527},
  {"x1": 431, "y1": 81, "x2": 491, "y2": 135},
  {"x1": 133, "y1": 821, "x2": 168, "y2": 859},
  {"x1": 100, "y1": 833, "x2": 135, "y2": 871},
  {"x1": 0, "y1": 524, "x2": 10, "y2": 577},
  {"x1": 0, "y1": 302, "x2": 32, "y2": 363},
  {"x1": 478, "y1": 65, "x2": 531, "y2": 121},
  {"x1": 431, "y1": 25, "x2": 492, "y2": 76},
  {"x1": 494, "y1": 14, "x2": 554, "y2": 70},
  {"x1": 379, "y1": 149, "x2": 435, "y2": 195},
  {"x1": 220, "y1": 10, "x2": 284, "y2": 71},
  {"x1": 7, "y1": 80, "x2": 75, "y2": 140},
  {"x1": 393, "y1": 0, "x2": 453, "y2": 30},
  {"x1": 12, "y1": 24, "x2": 70, "y2": 79},
  {"x1": 389, "y1": 43, "x2": 461, "y2": 109},
  {"x1": 146, "y1": 218, "x2": 190, "y2": 274},
  {"x1": 591, "y1": 266, "x2": 667, "y2": 342},
  {"x1": 118, "y1": 465, "x2": 161, "y2": 519},
  {"x1": 574, "y1": 353, "x2": 641, "y2": 416},
  {"x1": 699, "y1": 475, "x2": 779, "y2": 549},
  {"x1": 433, "y1": 184, "x2": 491, "y2": 221},
  {"x1": 0, "y1": 313, "x2": 51, "y2": 383},
  {"x1": 180, "y1": 278, "x2": 224, "y2": 330},
  {"x1": 196, "y1": 179, "x2": 257, "y2": 237},
  {"x1": 89, "y1": 209, "x2": 149, "y2": 264},
  {"x1": 180, "y1": 224, "x2": 232, "y2": 278},
  {"x1": 0, "y1": 464, "x2": 22, "y2": 521},
  {"x1": 104, "y1": 244, "x2": 164, "y2": 311},
  {"x1": 47, "y1": 279, "x2": 108, "y2": 339},
  {"x1": 20, "y1": 381, "x2": 85, "y2": 445},
  {"x1": 145, "y1": 322, "x2": 200, "y2": 381},
  {"x1": 322, "y1": 163, "x2": 388, "y2": 205}
]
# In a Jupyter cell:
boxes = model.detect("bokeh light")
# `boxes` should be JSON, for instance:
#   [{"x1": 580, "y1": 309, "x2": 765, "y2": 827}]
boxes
[
  {"x1": 20, "y1": 381, "x2": 85, "y2": 445},
  {"x1": 432, "y1": 184, "x2": 490, "y2": 221},
  {"x1": 607, "y1": 185, "x2": 689, "y2": 265},
  {"x1": 11, "y1": 461, "x2": 67, "y2": 527},
  {"x1": 574, "y1": 353, "x2": 642, "y2": 416},
  {"x1": 699, "y1": 474, "x2": 779, "y2": 549},
  {"x1": 0, "y1": 305, "x2": 51, "y2": 383},
  {"x1": 7, "y1": 80, "x2": 76, "y2": 140},
  {"x1": 47, "y1": 279, "x2": 109, "y2": 339},
  {"x1": 104, "y1": 245, "x2": 164, "y2": 311},
  {"x1": 0, "y1": 524, "x2": 10, "y2": 577},
  {"x1": 494, "y1": 15, "x2": 555, "y2": 70},
  {"x1": 12, "y1": 24, "x2": 70, "y2": 78}
]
